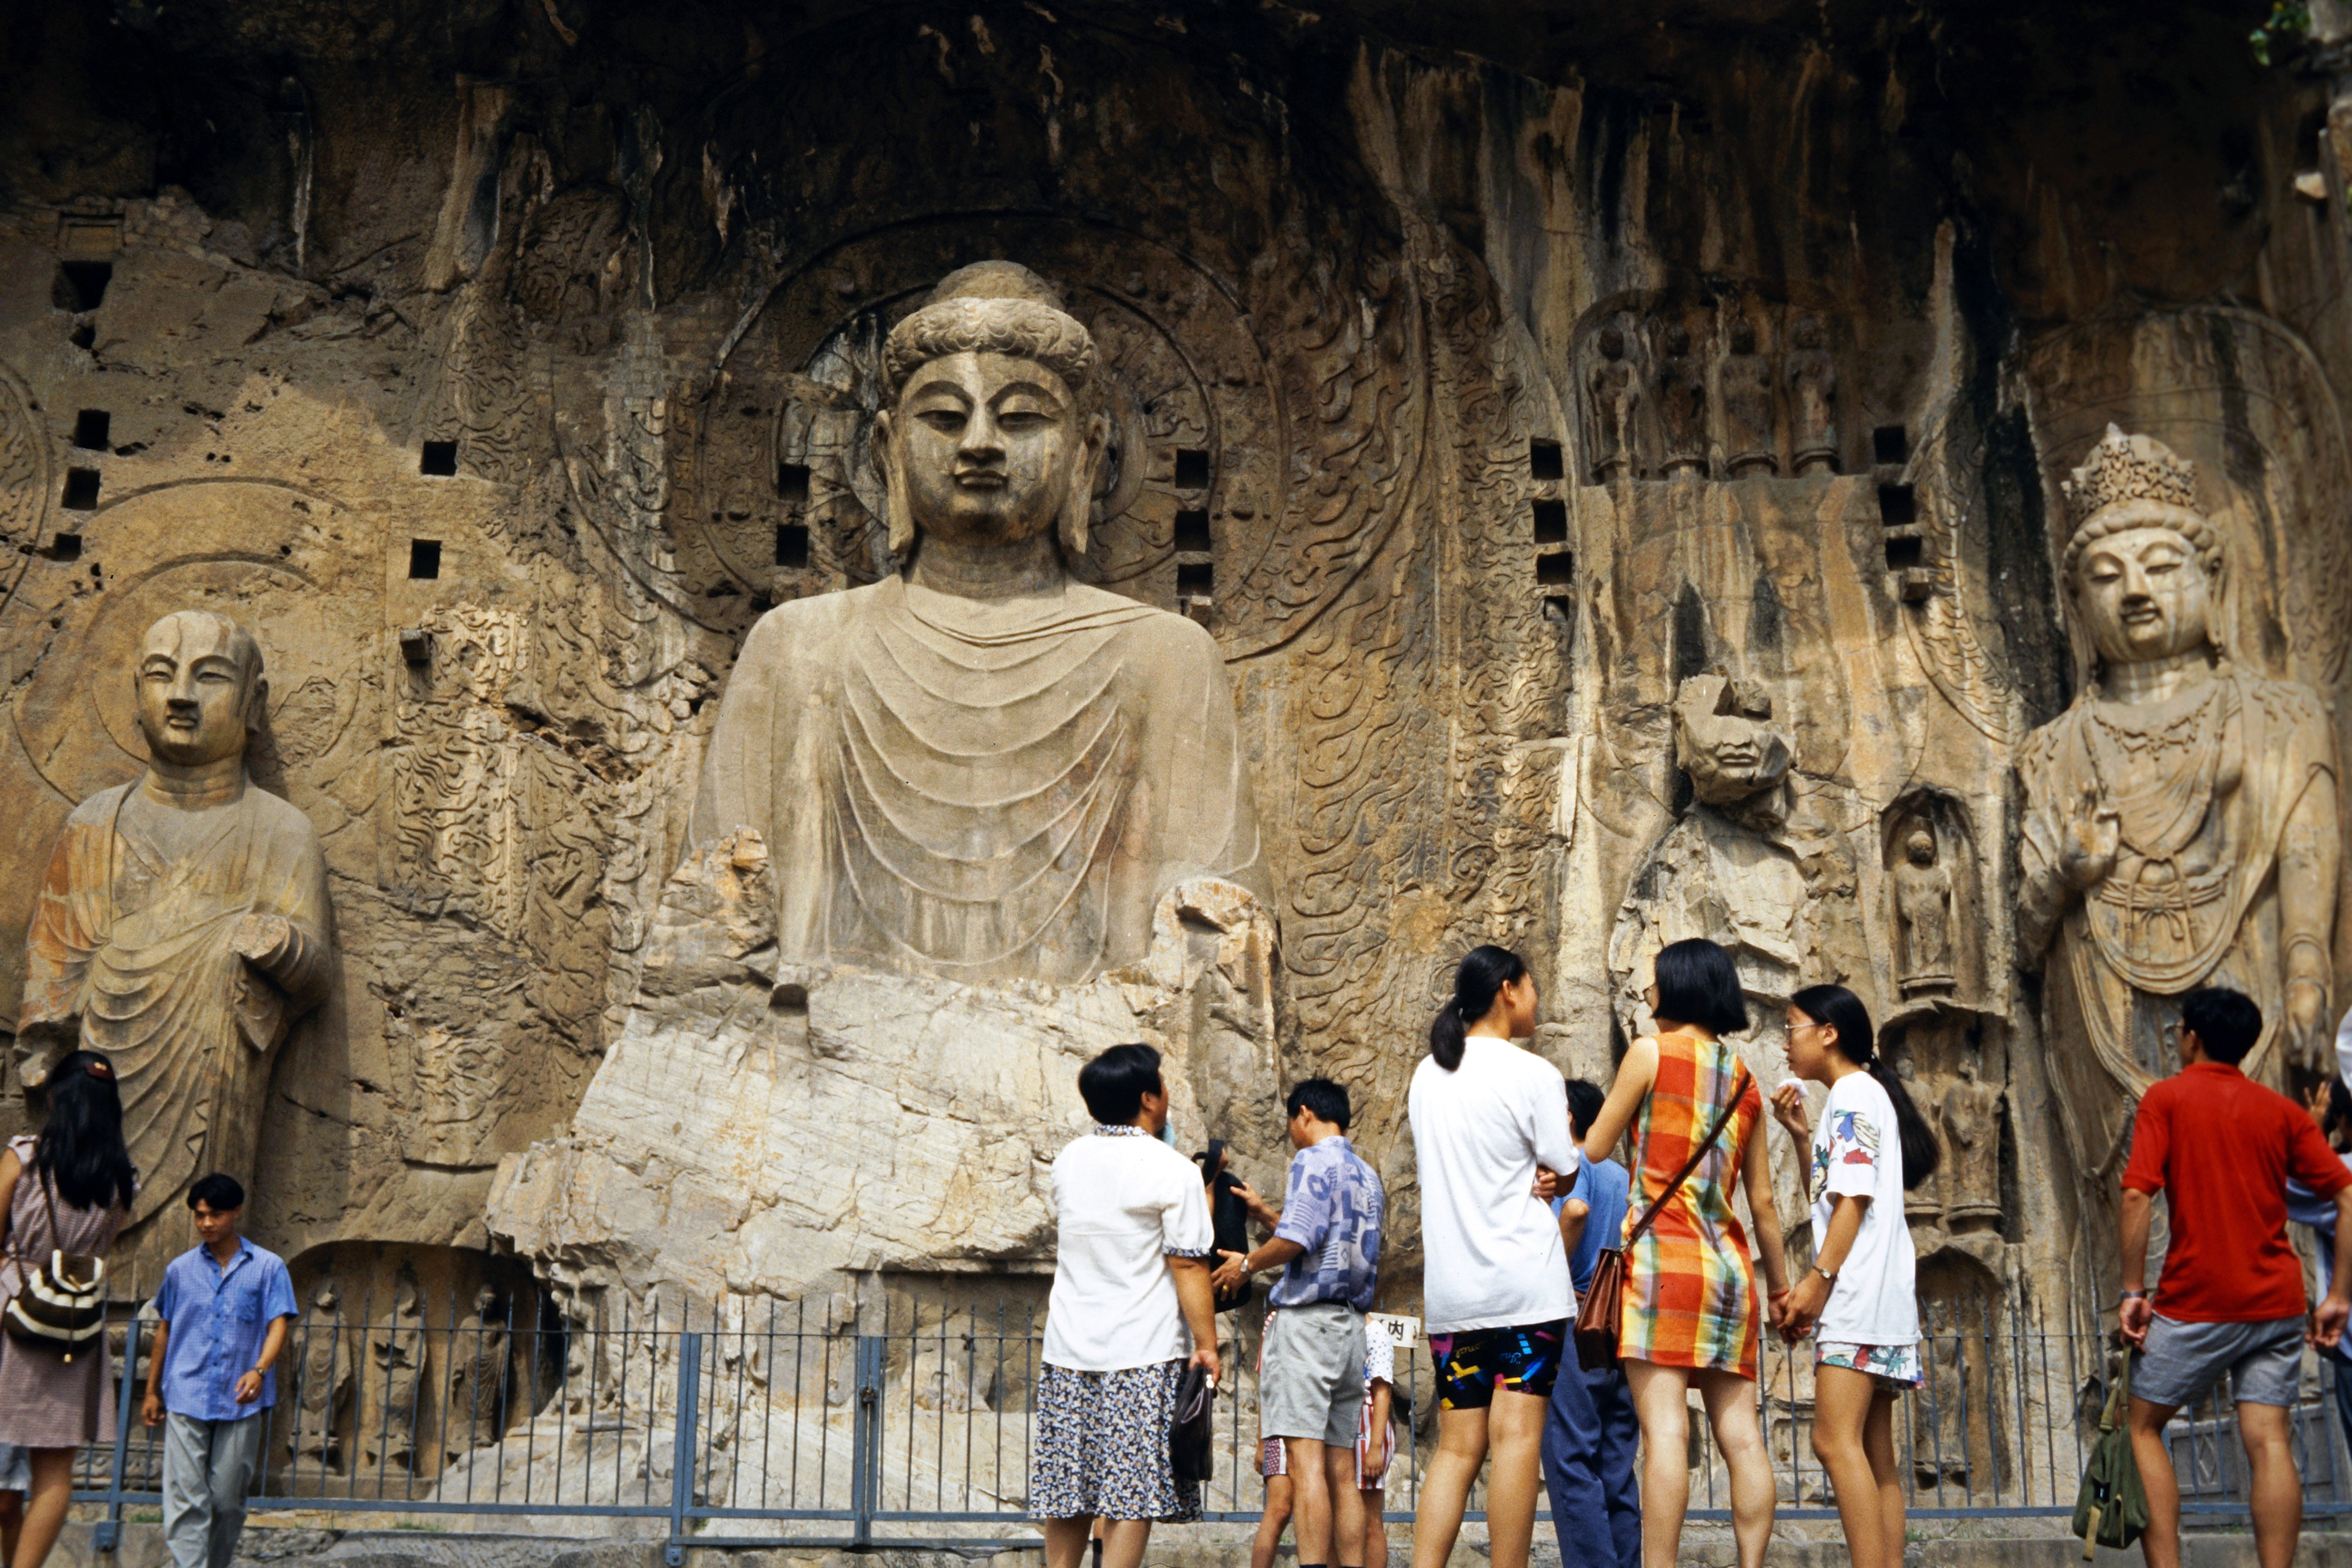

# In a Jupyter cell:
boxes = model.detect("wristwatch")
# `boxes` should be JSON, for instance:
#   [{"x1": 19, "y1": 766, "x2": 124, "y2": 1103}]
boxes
[{"x1": 1813, "y1": 1265, "x2": 1838, "y2": 1283}]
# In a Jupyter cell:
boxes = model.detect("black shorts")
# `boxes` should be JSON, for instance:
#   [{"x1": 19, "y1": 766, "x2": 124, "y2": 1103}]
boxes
[{"x1": 1426, "y1": 1320, "x2": 1568, "y2": 1408}]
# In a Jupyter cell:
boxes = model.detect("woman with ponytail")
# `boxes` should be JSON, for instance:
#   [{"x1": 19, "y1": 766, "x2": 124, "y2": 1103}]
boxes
[
  {"x1": 1768, "y1": 984, "x2": 1939, "y2": 1568},
  {"x1": 1577, "y1": 938, "x2": 1791, "y2": 1568},
  {"x1": 1407, "y1": 946, "x2": 1578, "y2": 1568}
]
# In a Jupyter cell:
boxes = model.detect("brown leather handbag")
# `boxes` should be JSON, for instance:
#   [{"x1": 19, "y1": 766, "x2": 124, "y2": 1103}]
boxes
[{"x1": 1573, "y1": 1063, "x2": 1752, "y2": 1371}]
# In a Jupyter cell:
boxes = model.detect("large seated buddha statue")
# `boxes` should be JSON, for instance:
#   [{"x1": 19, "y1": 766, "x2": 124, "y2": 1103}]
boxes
[{"x1": 692, "y1": 261, "x2": 1270, "y2": 985}]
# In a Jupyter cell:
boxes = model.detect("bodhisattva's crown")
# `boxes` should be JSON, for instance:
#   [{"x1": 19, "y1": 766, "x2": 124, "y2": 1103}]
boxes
[{"x1": 2061, "y1": 424, "x2": 2198, "y2": 525}]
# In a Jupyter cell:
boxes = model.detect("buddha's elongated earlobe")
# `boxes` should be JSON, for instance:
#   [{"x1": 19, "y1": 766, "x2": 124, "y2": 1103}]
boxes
[
  {"x1": 878, "y1": 411, "x2": 915, "y2": 557},
  {"x1": 1059, "y1": 412, "x2": 1110, "y2": 558}
]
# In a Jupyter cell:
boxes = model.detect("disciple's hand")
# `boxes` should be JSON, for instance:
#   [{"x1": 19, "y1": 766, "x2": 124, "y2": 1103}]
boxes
[
  {"x1": 232, "y1": 912, "x2": 294, "y2": 966},
  {"x1": 1770, "y1": 1081, "x2": 1810, "y2": 1143},
  {"x1": 1210, "y1": 1251, "x2": 1247, "y2": 1296},
  {"x1": 2119, "y1": 1295, "x2": 2153, "y2": 1350}
]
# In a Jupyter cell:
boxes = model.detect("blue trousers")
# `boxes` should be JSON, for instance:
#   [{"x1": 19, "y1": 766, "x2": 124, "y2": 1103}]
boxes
[{"x1": 1543, "y1": 1357, "x2": 1641, "y2": 1568}]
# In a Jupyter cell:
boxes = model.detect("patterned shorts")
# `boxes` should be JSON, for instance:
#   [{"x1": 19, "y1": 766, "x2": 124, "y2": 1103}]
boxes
[
  {"x1": 1029, "y1": 1359, "x2": 1201, "y2": 1522},
  {"x1": 1816, "y1": 1340, "x2": 1924, "y2": 1396},
  {"x1": 1427, "y1": 1320, "x2": 1568, "y2": 1408}
]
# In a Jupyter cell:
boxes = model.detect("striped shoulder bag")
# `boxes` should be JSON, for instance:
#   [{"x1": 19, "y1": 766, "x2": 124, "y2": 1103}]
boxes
[{"x1": 3, "y1": 1161, "x2": 107, "y2": 1362}]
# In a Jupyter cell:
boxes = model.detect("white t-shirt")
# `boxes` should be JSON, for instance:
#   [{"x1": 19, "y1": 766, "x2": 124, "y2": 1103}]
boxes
[
  {"x1": 1408, "y1": 1035, "x2": 1579, "y2": 1334},
  {"x1": 1043, "y1": 1127, "x2": 1216, "y2": 1371},
  {"x1": 1807, "y1": 1070, "x2": 1920, "y2": 1346}
]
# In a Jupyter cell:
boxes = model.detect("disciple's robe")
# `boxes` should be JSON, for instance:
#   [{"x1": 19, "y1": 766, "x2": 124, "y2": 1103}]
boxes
[
  {"x1": 20, "y1": 781, "x2": 332, "y2": 1241},
  {"x1": 693, "y1": 573, "x2": 1269, "y2": 984}
]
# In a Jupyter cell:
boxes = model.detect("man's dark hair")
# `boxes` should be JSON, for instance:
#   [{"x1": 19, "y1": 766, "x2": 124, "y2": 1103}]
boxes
[
  {"x1": 2179, "y1": 988, "x2": 2262, "y2": 1066},
  {"x1": 1652, "y1": 938, "x2": 1750, "y2": 1036},
  {"x1": 187, "y1": 1173, "x2": 246, "y2": 1213},
  {"x1": 1285, "y1": 1078, "x2": 1351, "y2": 1131},
  {"x1": 1079, "y1": 1044, "x2": 1163, "y2": 1125},
  {"x1": 1565, "y1": 1078, "x2": 1607, "y2": 1141}
]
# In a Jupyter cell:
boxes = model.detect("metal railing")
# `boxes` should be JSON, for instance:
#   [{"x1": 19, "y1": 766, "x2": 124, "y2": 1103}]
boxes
[{"x1": 65, "y1": 1288, "x2": 2352, "y2": 1560}]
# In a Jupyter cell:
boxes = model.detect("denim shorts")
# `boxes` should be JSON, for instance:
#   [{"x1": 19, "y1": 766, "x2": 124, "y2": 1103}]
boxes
[{"x1": 2134, "y1": 1314, "x2": 2303, "y2": 1411}]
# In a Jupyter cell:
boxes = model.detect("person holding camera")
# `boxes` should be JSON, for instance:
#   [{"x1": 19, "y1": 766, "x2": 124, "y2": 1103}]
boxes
[{"x1": 1214, "y1": 1080, "x2": 1385, "y2": 1568}]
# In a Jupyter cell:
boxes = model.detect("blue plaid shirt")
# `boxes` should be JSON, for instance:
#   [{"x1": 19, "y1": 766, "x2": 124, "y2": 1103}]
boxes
[
  {"x1": 1270, "y1": 1135, "x2": 1385, "y2": 1311},
  {"x1": 150, "y1": 1240, "x2": 298, "y2": 1423}
]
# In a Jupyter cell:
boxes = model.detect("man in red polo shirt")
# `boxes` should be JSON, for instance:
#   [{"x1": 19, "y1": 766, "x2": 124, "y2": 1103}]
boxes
[{"x1": 2120, "y1": 987, "x2": 2352, "y2": 1568}]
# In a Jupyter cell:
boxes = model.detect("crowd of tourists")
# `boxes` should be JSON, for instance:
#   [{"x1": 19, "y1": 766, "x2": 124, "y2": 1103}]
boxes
[
  {"x1": 0, "y1": 1050, "x2": 295, "y2": 1568},
  {"x1": 1029, "y1": 935, "x2": 2352, "y2": 1568}
]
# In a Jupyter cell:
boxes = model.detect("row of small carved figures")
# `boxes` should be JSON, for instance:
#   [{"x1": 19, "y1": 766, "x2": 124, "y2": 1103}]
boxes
[{"x1": 1583, "y1": 315, "x2": 1842, "y2": 482}]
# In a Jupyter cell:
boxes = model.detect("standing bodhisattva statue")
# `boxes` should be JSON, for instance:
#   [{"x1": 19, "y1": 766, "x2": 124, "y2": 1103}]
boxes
[
  {"x1": 2018, "y1": 426, "x2": 2340, "y2": 1185},
  {"x1": 694, "y1": 260, "x2": 1269, "y2": 983},
  {"x1": 18, "y1": 610, "x2": 333, "y2": 1271}
]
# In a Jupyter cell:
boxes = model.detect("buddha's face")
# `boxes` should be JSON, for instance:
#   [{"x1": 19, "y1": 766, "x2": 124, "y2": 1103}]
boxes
[
  {"x1": 881, "y1": 350, "x2": 1102, "y2": 548},
  {"x1": 2073, "y1": 524, "x2": 2214, "y2": 668},
  {"x1": 134, "y1": 612, "x2": 261, "y2": 769},
  {"x1": 1674, "y1": 675, "x2": 1792, "y2": 805}
]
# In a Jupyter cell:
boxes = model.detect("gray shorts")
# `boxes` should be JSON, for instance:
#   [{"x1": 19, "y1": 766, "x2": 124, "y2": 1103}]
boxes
[
  {"x1": 1259, "y1": 1301, "x2": 1366, "y2": 1447},
  {"x1": 2135, "y1": 1314, "x2": 2304, "y2": 1410},
  {"x1": 0, "y1": 1443, "x2": 23, "y2": 1493}
]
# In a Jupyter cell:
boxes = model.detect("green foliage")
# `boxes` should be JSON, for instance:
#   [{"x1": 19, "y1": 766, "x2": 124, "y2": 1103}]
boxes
[{"x1": 2251, "y1": 0, "x2": 2312, "y2": 65}]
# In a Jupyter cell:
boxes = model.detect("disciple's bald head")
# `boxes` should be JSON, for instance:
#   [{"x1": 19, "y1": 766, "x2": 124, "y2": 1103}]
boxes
[{"x1": 134, "y1": 611, "x2": 266, "y2": 769}]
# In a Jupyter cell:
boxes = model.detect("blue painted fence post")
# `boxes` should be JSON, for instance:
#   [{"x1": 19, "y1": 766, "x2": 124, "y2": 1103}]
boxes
[
  {"x1": 852, "y1": 1333, "x2": 885, "y2": 1549},
  {"x1": 93, "y1": 1314, "x2": 140, "y2": 1553},
  {"x1": 665, "y1": 1331, "x2": 702, "y2": 1568}
]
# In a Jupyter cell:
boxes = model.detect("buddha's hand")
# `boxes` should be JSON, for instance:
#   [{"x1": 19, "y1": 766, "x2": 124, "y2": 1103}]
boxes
[
  {"x1": 2057, "y1": 783, "x2": 2121, "y2": 891},
  {"x1": 232, "y1": 912, "x2": 296, "y2": 970}
]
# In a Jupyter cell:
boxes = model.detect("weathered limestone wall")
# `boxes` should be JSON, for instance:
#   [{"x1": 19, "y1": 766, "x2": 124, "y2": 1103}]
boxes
[{"x1": 0, "y1": 0, "x2": 2347, "y2": 1475}]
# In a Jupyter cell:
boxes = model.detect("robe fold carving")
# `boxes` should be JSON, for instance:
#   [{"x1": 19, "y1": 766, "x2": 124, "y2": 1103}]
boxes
[
  {"x1": 20, "y1": 784, "x2": 333, "y2": 1240},
  {"x1": 694, "y1": 574, "x2": 1269, "y2": 984}
]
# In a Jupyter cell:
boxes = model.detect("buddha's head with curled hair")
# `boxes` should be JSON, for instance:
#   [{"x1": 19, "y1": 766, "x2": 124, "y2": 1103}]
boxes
[{"x1": 876, "y1": 262, "x2": 1107, "y2": 560}]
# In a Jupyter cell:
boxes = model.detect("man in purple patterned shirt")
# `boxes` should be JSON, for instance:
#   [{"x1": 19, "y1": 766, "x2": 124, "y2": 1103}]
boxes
[{"x1": 1215, "y1": 1080, "x2": 1385, "y2": 1568}]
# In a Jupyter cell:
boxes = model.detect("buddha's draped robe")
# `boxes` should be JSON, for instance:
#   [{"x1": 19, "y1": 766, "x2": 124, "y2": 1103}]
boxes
[
  {"x1": 21, "y1": 781, "x2": 332, "y2": 1234},
  {"x1": 694, "y1": 573, "x2": 1268, "y2": 984},
  {"x1": 2020, "y1": 671, "x2": 2336, "y2": 1174}
]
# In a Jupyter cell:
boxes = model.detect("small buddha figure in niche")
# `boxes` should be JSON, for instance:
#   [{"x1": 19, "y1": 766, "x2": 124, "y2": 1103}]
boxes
[
  {"x1": 695, "y1": 261, "x2": 1270, "y2": 984},
  {"x1": 1655, "y1": 321, "x2": 1707, "y2": 476},
  {"x1": 1787, "y1": 315, "x2": 1839, "y2": 474},
  {"x1": 1720, "y1": 317, "x2": 1777, "y2": 477},
  {"x1": 1893, "y1": 825, "x2": 1956, "y2": 996},
  {"x1": 1940, "y1": 1059, "x2": 2003, "y2": 1224},
  {"x1": 1587, "y1": 323, "x2": 1639, "y2": 482},
  {"x1": 20, "y1": 610, "x2": 334, "y2": 1276},
  {"x1": 2019, "y1": 425, "x2": 2339, "y2": 1184}
]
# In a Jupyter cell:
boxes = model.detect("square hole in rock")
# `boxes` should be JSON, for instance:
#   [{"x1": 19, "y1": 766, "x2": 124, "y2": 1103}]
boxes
[
  {"x1": 72, "y1": 410, "x2": 109, "y2": 450},
  {"x1": 1173, "y1": 509, "x2": 1212, "y2": 552},
  {"x1": 775, "y1": 523, "x2": 810, "y2": 568},
  {"x1": 1173, "y1": 449, "x2": 1210, "y2": 491},
  {"x1": 60, "y1": 469, "x2": 100, "y2": 510},
  {"x1": 1885, "y1": 534, "x2": 1925, "y2": 570},
  {"x1": 1873, "y1": 426, "x2": 1909, "y2": 465},
  {"x1": 420, "y1": 441, "x2": 459, "y2": 476},
  {"x1": 1529, "y1": 438, "x2": 1564, "y2": 481},
  {"x1": 777, "y1": 461, "x2": 811, "y2": 504},
  {"x1": 45, "y1": 533, "x2": 82, "y2": 562},
  {"x1": 1536, "y1": 550, "x2": 1575, "y2": 585},
  {"x1": 53, "y1": 261, "x2": 112, "y2": 313},
  {"x1": 1176, "y1": 561, "x2": 1213, "y2": 598},
  {"x1": 1877, "y1": 483, "x2": 1918, "y2": 525},
  {"x1": 1533, "y1": 498, "x2": 1568, "y2": 544},
  {"x1": 408, "y1": 539, "x2": 443, "y2": 579}
]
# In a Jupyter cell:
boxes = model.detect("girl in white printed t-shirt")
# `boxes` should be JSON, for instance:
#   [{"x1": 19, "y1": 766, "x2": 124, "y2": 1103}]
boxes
[{"x1": 1768, "y1": 983, "x2": 1941, "y2": 1568}]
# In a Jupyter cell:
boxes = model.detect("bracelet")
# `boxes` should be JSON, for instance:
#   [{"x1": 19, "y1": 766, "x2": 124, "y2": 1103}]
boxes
[
  {"x1": 2119, "y1": 1289, "x2": 2146, "y2": 1303},
  {"x1": 1767, "y1": 1288, "x2": 1791, "y2": 1301}
]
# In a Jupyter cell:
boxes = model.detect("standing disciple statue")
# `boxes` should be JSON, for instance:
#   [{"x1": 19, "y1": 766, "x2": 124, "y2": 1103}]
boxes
[
  {"x1": 2018, "y1": 426, "x2": 2339, "y2": 1188},
  {"x1": 1587, "y1": 323, "x2": 1640, "y2": 482},
  {"x1": 1892, "y1": 827, "x2": 1956, "y2": 996},
  {"x1": 1787, "y1": 316, "x2": 1839, "y2": 474},
  {"x1": 1720, "y1": 317, "x2": 1777, "y2": 477},
  {"x1": 693, "y1": 260, "x2": 1269, "y2": 984},
  {"x1": 18, "y1": 610, "x2": 333, "y2": 1277}
]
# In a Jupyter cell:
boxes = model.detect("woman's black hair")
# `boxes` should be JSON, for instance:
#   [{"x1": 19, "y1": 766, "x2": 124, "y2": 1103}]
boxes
[
  {"x1": 33, "y1": 1050, "x2": 137, "y2": 1212},
  {"x1": 1651, "y1": 938, "x2": 1749, "y2": 1037},
  {"x1": 1788, "y1": 983, "x2": 1941, "y2": 1191},
  {"x1": 2326, "y1": 1076, "x2": 2352, "y2": 1155},
  {"x1": 1429, "y1": 946, "x2": 1528, "y2": 1072}
]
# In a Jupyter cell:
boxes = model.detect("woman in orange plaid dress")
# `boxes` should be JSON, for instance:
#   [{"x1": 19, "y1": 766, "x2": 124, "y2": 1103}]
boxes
[{"x1": 1580, "y1": 940, "x2": 1793, "y2": 1568}]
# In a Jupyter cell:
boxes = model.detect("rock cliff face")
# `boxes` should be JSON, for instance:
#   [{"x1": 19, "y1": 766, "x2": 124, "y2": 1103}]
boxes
[{"x1": 0, "y1": 0, "x2": 2347, "y2": 1479}]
